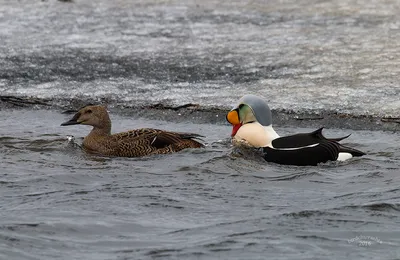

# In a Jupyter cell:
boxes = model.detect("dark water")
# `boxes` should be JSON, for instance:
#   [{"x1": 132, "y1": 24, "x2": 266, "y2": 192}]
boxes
[
  {"x1": 1, "y1": 0, "x2": 400, "y2": 259},
  {"x1": 1, "y1": 109, "x2": 399, "y2": 259}
]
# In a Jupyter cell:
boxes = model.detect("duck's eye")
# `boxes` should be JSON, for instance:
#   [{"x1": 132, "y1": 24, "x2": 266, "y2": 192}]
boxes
[
  {"x1": 238, "y1": 104, "x2": 244, "y2": 109},
  {"x1": 86, "y1": 109, "x2": 92, "y2": 114}
]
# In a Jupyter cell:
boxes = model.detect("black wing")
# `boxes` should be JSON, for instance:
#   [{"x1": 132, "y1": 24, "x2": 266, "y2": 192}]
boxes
[
  {"x1": 271, "y1": 127, "x2": 339, "y2": 148},
  {"x1": 263, "y1": 141, "x2": 340, "y2": 166}
]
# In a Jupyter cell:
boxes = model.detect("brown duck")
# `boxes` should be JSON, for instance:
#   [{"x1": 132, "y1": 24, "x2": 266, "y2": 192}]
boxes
[{"x1": 61, "y1": 105, "x2": 204, "y2": 157}]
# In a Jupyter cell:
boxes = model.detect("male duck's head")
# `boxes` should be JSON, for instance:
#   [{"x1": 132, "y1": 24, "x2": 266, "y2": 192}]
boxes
[
  {"x1": 61, "y1": 105, "x2": 111, "y2": 130},
  {"x1": 226, "y1": 94, "x2": 273, "y2": 137}
]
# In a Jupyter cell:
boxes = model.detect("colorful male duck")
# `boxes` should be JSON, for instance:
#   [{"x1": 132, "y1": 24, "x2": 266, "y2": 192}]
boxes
[{"x1": 226, "y1": 94, "x2": 365, "y2": 166}]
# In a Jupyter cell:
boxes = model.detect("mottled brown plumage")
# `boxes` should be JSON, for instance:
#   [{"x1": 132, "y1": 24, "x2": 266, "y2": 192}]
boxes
[{"x1": 61, "y1": 105, "x2": 203, "y2": 157}]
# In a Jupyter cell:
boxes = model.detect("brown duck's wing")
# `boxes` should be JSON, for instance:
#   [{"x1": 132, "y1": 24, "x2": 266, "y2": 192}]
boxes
[
  {"x1": 112, "y1": 128, "x2": 162, "y2": 139},
  {"x1": 109, "y1": 128, "x2": 203, "y2": 157},
  {"x1": 113, "y1": 128, "x2": 203, "y2": 144}
]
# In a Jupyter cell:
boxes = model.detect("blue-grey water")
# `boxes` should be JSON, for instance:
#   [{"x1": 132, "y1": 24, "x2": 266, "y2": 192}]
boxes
[{"x1": 1, "y1": 0, "x2": 400, "y2": 259}]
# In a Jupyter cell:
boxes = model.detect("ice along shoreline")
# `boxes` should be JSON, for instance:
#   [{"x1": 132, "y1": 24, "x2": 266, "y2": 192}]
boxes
[{"x1": 1, "y1": 95, "x2": 399, "y2": 132}]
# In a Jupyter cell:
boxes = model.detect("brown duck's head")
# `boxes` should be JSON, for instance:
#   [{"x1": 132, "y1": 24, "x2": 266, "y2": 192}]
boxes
[{"x1": 61, "y1": 105, "x2": 111, "y2": 129}]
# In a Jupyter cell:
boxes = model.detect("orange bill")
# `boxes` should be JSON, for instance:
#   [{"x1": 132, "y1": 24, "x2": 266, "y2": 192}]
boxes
[{"x1": 226, "y1": 110, "x2": 240, "y2": 125}]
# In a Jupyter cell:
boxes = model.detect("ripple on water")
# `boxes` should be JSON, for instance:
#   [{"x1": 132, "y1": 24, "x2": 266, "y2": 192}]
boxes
[{"x1": 0, "y1": 109, "x2": 399, "y2": 260}]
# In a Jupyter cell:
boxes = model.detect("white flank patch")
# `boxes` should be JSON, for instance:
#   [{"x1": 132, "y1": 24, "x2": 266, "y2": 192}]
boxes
[
  {"x1": 272, "y1": 143, "x2": 319, "y2": 150},
  {"x1": 337, "y1": 152, "x2": 353, "y2": 161}
]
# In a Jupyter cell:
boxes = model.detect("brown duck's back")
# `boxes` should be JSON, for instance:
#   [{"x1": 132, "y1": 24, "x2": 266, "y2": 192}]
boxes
[{"x1": 82, "y1": 128, "x2": 203, "y2": 157}]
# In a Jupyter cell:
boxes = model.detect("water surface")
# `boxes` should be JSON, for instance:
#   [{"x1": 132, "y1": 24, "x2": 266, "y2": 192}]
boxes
[
  {"x1": 1, "y1": 0, "x2": 400, "y2": 259},
  {"x1": 1, "y1": 109, "x2": 399, "y2": 259}
]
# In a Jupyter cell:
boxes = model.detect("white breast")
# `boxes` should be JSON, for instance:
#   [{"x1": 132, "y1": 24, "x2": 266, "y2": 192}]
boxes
[{"x1": 233, "y1": 122, "x2": 279, "y2": 148}]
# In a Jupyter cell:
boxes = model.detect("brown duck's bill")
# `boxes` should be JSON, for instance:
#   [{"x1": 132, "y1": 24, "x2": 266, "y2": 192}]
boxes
[
  {"x1": 61, "y1": 119, "x2": 81, "y2": 126},
  {"x1": 61, "y1": 113, "x2": 81, "y2": 126}
]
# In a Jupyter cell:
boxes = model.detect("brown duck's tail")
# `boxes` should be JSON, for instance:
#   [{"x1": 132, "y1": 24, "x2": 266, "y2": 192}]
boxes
[
  {"x1": 152, "y1": 131, "x2": 205, "y2": 149},
  {"x1": 168, "y1": 133, "x2": 204, "y2": 150},
  {"x1": 178, "y1": 133, "x2": 205, "y2": 148},
  {"x1": 182, "y1": 139, "x2": 204, "y2": 148},
  {"x1": 177, "y1": 132, "x2": 205, "y2": 140}
]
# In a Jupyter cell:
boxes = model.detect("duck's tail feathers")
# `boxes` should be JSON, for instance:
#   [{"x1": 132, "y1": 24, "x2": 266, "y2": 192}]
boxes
[
  {"x1": 312, "y1": 127, "x2": 351, "y2": 142},
  {"x1": 176, "y1": 132, "x2": 205, "y2": 148},
  {"x1": 176, "y1": 132, "x2": 205, "y2": 140},
  {"x1": 326, "y1": 134, "x2": 351, "y2": 142}
]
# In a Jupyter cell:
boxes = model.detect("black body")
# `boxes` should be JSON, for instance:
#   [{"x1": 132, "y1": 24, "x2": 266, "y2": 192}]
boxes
[{"x1": 262, "y1": 128, "x2": 365, "y2": 166}]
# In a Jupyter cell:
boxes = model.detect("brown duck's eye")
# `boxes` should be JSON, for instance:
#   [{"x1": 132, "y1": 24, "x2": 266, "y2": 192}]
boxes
[{"x1": 86, "y1": 109, "x2": 92, "y2": 114}]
